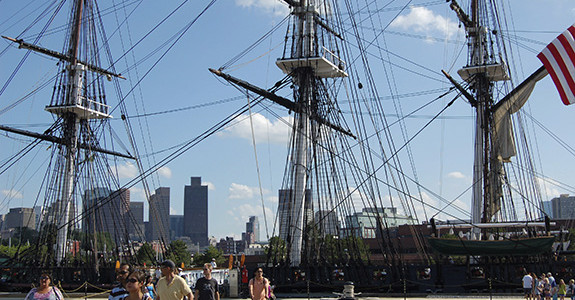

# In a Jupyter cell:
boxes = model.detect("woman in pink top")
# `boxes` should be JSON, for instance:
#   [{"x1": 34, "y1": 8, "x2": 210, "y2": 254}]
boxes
[
  {"x1": 248, "y1": 268, "x2": 269, "y2": 300},
  {"x1": 25, "y1": 273, "x2": 64, "y2": 300}
]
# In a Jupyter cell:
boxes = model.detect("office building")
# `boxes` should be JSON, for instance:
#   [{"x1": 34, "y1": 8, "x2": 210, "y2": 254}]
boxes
[
  {"x1": 246, "y1": 216, "x2": 259, "y2": 243},
  {"x1": 5, "y1": 207, "x2": 36, "y2": 230},
  {"x1": 170, "y1": 215, "x2": 184, "y2": 240},
  {"x1": 149, "y1": 187, "x2": 170, "y2": 242},
  {"x1": 549, "y1": 194, "x2": 575, "y2": 219},
  {"x1": 315, "y1": 210, "x2": 339, "y2": 236},
  {"x1": 184, "y1": 177, "x2": 208, "y2": 247},
  {"x1": 128, "y1": 201, "x2": 145, "y2": 241},
  {"x1": 278, "y1": 189, "x2": 312, "y2": 241},
  {"x1": 342, "y1": 207, "x2": 415, "y2": 238},
  {"x1": 82, "y1": 188, "x2": 130, "y2": 243}
]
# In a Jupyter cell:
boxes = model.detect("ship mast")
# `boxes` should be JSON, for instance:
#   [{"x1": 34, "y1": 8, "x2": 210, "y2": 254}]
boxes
[
  {"x1": 53, "y1": 0, "x2": 84, "y2": 266},
  {"x1": 450, "y1": 0, "x2": 509, "y2": 228},
  {"x1": 277, "y1": 0, "x2": 348, "y2": 266},
  {"x1": 10, "y1": 0, "x2": 119, "y2": 266},
  {"x1": 211, "y1": 0, "x2": 348, "y2": 267}
]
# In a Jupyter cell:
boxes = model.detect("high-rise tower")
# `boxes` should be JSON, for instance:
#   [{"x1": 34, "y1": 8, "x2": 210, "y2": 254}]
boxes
[
  {"x1": 246, "y1": 216, "x2": 260, "y2": 243},
  {"x1": 149, "y1": 187, "x2": 170, "y2": 242},
  {"x1": 184, "y1": 177, "x2": 208, "y2": 247}
]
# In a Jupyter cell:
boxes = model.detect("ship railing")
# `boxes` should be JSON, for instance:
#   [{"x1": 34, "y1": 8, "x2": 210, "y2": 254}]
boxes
[
  {"x1": 320, "y1": 46, "x2": 345, "y2": 70},
  {"x1": 78, "y1": 96, "x2": 110, "y2": 115}
]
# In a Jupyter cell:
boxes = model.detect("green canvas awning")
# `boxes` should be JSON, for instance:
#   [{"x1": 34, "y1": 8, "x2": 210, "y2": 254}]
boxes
[{"x1": 427, "y1": 236, "x2": 555, "y2": 256}]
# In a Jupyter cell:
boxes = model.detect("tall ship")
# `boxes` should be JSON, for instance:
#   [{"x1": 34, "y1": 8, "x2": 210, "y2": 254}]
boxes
[
  {"x1": 0, "y1": 0, "x2": 574, "y2": 294},
  {"x1": 0, "y1": 0, "x2": 166, "y2": 290},
  {"x1": 210, "y1": 0, "x2": 575, "y2": 294}
]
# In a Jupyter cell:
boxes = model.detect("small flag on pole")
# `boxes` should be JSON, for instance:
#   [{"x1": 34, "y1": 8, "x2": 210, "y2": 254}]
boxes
[{"x1": 537, "y1": 24, "x2": 575, "y2": 105}]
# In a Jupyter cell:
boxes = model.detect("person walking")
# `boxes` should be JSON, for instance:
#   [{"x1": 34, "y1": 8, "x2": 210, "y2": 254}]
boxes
[
  {"x1": 25, "y1": 272, "x2": 64, "y2": 300},
  {"x1": 524, "y1": 272, "x2": 534, "y2": 300},
  {"x1": 125, "y1": 270, "x2": 151, "y2": 300},
  {"x1": 248, "y1": 267, "x2": 269, "y2": 300},
  {"x1": 156, "y1": 260, "x2": 193, "y2": 300},
  {"x1": 145, "y1": 275, "x2": 156, "y2": 299},
  {"x1": 110, "y1": 263, "x2": 132, "y2": 300},
  {"x1": 558, "y1": 279, "x2": 567, "y2": 300},
  {"x1": 568, "y1": 279, "x2": 575, "y2": 300},
  {"x1": 194, "y1": 263, "x2": 220, "y2": 300}
]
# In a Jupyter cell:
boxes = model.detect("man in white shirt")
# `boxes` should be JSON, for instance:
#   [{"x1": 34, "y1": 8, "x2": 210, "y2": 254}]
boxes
[{"x1": 523, "y1": 272, "x2": 533, "y2": 300}]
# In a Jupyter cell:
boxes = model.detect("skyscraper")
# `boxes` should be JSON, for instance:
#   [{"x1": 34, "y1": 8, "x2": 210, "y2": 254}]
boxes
[
  {"x1": 82, "y1": 188, "x2": 130, "y2": 243},
  {"x1": 314, "y1": 210, "x2": 339, "y2": 237},
  {"x1": 278, "y1": 189, "x2": 312, "y2": 241},
  {"x1": 549, "y1": 194, "x2": 575, "y2": 219},
  {"x1": 184, "y1": 177, "x2": 208, "y2": 247},
  {"x1": 128, "y1": 201, "x2": 145, "y2": 241},
  {"x1": 5, "y1": 207, "x2": 36, "y2": 230},
  {"x1": 170, "y1": 215, "x2": 184, "y2": 240},
  {"x1": 149, "y1": 187, "x2": 170, "y2": 242},
  {"x1": 246, "y1": 216, "x2": 259, "y2": 243}
]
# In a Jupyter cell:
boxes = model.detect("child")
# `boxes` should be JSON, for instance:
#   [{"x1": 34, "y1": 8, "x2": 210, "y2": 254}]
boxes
[{"x1": 558, "y1": 279, "x2": 567, "y2": 300}]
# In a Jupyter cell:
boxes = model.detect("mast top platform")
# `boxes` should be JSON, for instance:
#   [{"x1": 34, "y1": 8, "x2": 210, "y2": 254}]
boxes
[
  {"x1": 457, "y1": 62, "x2": 509, "y2": 82},
  {"x1": 45, "y1": 64, "x2": 112, "y2": 120},
  {"x1": 276, "y1": 47, "x2": 348, "y2": 78}
]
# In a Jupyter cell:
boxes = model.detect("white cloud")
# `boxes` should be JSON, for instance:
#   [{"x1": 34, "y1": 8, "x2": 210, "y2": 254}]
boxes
[
  {"x1": 226, "y1": 203, "x2": 274, "y2": 237},
  {"x1": 203, "y1": 181, "x2": 216, "y2": 191},
  {"x1": 448, "y1": 171, "x2": 466, "y2": 179},
  {"x1": 218, "y1": 113, "x2": 292, "y2": 145},
  {"x1": 228, "y1": 183, "x2": 272, "y2": 200},
  {"x1": 158, "y1": 167, "x2": 172, "y2": 179},
  {"x1": 229, "y1": 183, "x2": 256, "y2": 199},
  {"x1": 235, "y1": 0, "x2": 289, "y2": 17},
  {"x1": 1, "y1": 189, "x2": 23, "y2": 199},
  {"x1": 267, "y1": 195, "x2": 278, "y2": 204},
  {"x1": 535, "y1": 176, "x2": 563, "y2": 200},
  {"x1": 129, "y1": 187, "x2": 147, "y2": 201},
  {"x1": 118, "y1": 162, "x2": 138, "y2": 178},
  {"x1": 391, "y1": 6, "x2": 462, "y2": 40}
]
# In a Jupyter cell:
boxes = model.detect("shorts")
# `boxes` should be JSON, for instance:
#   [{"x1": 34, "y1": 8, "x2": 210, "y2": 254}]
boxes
[{"x1": 525, "y1": 288, "x2": 533, "y2": 295}]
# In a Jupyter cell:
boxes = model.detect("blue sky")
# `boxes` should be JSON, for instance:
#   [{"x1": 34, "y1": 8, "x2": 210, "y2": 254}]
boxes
[{"x1": 1, "y1": 0, "x2": 575, "y2": 241}]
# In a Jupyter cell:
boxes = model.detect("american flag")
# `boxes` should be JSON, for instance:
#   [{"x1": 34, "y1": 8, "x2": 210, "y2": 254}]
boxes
[{"x1": 537, "y1": 25, "x2": 575, "y2": 105}]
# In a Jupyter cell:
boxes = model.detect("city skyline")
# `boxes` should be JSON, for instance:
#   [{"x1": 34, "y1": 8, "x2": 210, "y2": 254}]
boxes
[{"x1": 0, "y1": 183, "x2": 571, "y2": 243}]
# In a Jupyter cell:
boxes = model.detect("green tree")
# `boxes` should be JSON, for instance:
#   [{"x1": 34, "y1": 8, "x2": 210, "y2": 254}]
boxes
[
  {"x1": 165, "y1": 240, "x2": 191, "y2": 267},
  {"x1": 567, "y1": 229, "x2": 575, "y2": 251},
  {"x1": 137, "y1": 243, "x2": 156, "y2": 266},
  {"x1": 12, "y1": 227, "x2": 38, "y2": 245},
  {"x1": 0, "y1": 243, "x2": 30, "y2": 258},
  {"x1": 193, "y1": 245, "x2": 223, "y2": 267},
  {"x1": 341, "y1": 236, "x2": 370, "y2": 263},
  {"x1": 266, "y1": 236, "x2": 287, "y2": 262}
]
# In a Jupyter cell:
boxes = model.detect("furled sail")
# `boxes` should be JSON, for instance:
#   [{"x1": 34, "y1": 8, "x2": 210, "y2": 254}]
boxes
[{"x1": 493, "y1": 66, "x2": 549, "y2": 162}]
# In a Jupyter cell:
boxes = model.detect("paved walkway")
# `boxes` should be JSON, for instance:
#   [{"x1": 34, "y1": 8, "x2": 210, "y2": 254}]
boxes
[{"x1": 0, "y1": 293, "x2": 526, "y2": 300}]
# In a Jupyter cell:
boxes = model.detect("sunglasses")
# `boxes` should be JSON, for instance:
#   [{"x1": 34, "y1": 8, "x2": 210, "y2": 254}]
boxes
[
  {"x1": 117, "y1": 271, "x2": 129, "y2": 275},
  {"x1": 127, "y1": 278, "x2": 139, "y2": 283},
  {"x1": 40, "y1": 276, "x2": 50, "y2": 280}
]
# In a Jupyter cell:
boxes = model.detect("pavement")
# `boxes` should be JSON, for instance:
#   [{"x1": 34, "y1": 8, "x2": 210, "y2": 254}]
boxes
[{"x1": 0, "y1": 292, "x2": 526, "y2": 300}]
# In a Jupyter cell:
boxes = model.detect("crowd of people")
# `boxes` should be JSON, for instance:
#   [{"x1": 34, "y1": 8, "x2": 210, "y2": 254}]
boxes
[
  {"x1": 109, "y1": 260, "x2": 221, "y2": 300},
  {"x1": 24, "y1": 260, "x2": 276, "y2": 300},
  {"x1": 523, "y1": 271, "x2": 575, "y2": 300}
]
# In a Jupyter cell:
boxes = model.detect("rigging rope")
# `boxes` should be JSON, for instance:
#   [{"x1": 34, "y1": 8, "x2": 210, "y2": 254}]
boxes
[{"x1": 245, "y1": 92, "x2": 271, "y2": 242}]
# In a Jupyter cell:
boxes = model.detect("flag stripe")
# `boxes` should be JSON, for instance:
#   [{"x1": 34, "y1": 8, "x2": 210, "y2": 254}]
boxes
[
  {"x1": 538, "y1": 52, "x2": 571, "y2": 105},
  {"x1": 557, "y1": 29, "x2": 575, "y2": 92},
  {"x1": 551, "y1": 39, "x2": 575, "y2": 102},
  {"x1": 537, "y1": 24, "x2": 575, "y2": 105}
]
